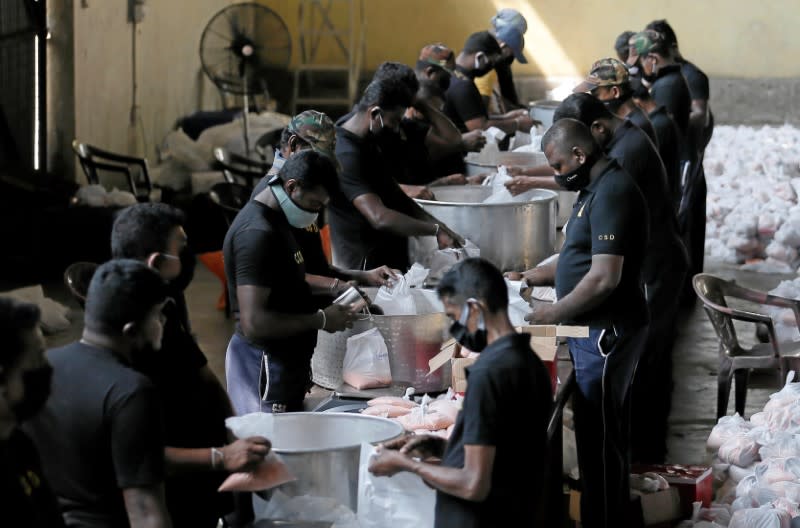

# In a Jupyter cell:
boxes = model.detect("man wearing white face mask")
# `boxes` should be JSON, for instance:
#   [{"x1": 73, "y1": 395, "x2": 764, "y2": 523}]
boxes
[
  {"x1": 223, "y1": 150, "x2": 355, "y2": 415},
  {"x1": 444, "y1": 31, "x2": 534, "y2": 136}
]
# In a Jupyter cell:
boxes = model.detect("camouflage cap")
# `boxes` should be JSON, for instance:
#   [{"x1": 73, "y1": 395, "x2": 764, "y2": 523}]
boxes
[
  {"x1": 629, "y1": 29, "x2": 666, "y2": 61},
  {"x1": 418, "y1": 43, "x2": 455, "y2": 73},
  {"x1": 287, "y1": 110, "x2": 336, "y2": 162},
  {"x1": 573, "y1": 58, "x2": 629, "y2": 93}
]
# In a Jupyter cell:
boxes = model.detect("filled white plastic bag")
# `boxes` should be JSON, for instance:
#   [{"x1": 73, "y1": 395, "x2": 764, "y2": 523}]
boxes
[
  {"x1": 482, "y1": 165, "x2": 514, "y2": 204},
  {"x1": 373, "y1": 264, "x2": 429, "y2": 315},
  {"x1": 426, "y1": 240, "x2": 480, "y2": 280},
  {"x1": 357, "y1": 442, "x2": 435, "y2": 528},
  {"x1": 708, "y1": 413, "x2": 753, "y2": 451},
  {"x1": 718, "y1": 433, "x2": 761, "y2": 467},
  {"x1": 343, "y1": 328, "x2": 392, "y2": 390},
  {"x1": 505, "y1": 279, "x2": 531, "y2": 327},
  {"x1": 728, "y1": 506, "x2": 792, "y2": 528}
]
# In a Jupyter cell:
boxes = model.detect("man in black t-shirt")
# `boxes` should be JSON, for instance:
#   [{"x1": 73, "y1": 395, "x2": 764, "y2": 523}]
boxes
[
  {"x1": 251, "y1": 110, "x2": 400, "y2": 309},
  {"x1": 629, "y1": 30, "x2": 691, "y2": 138},
  {"x1": 224, "y1": 151, "x2": 354, "y2": 415},
  {"x1": 554, "y1": 94, "x2": 688, "y2": 463},
  {"x1": 573, "y1": 58, "x2": 657, "y2": 146},
  {"x1": 25, "y1": 260, "x2": 173, "y2": 528},
  {"x1": 511, "y1": 120, "x2": 648, "y2": 528},
  {"x1": 369, "y1": 258, "x2": 552, "y2": 528},
  {"x1": 632, "y1": 77, "x2": 683, "y2": 210},
  {"x1": 444, "y1": 31, "x2": 534, "y2": 136},
  {"x1": 329, "y1": 74, "x2": 462, "y2": 271},
  {"x1": 0, "y1": 299, "x2": 64, "y2": 528},
  {"x1": 645, "y1": 19, "x2": 713, "y2": 304},
  {"x1": 111, "y1": 203, "x2": 270, "y2": 528}
]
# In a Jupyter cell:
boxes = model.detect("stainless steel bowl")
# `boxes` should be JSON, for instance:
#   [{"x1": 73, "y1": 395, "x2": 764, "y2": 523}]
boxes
[
  {"x1": 529, "y1": 99, "x2": 562, "y2": 130},
  {"x1": 270, "y1": 412, "x2": 404, "y2": 512},
  {"x1": 416, "y1": 186, "x2": 557, "y2": 271}
]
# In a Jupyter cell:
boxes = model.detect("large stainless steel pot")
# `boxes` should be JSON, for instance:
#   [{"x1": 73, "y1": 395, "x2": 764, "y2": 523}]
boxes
[
  {"x1": 529, "y1": 99, "x2": 561, "y2": 130},
  {"x1": 311, "y1": 289, "x2": 451, "y2": 392},
  {"x1": 464, "y1": 150, "x2": 548, "y2": 177},
  {"x1": 416, "y1": 186, "x2": 557, "y2": 271},
  {"x1": 233, "y1": 412, "x2": 404, "y2": 513}
]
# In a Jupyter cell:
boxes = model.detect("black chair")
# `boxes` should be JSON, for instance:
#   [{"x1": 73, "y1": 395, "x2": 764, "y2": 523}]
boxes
[
  {"x1": 72, "y1": 140, "x2": 154, "y2": 202},
  {"x1": 63, "y1": 261, "x2": 98, "y2": 308},
  {"x1": 208, "y1": 182, "x2": 251, "y2": 226},
  {"x1": 213, "y1": 147, "x2": 270, "y2": 189}
]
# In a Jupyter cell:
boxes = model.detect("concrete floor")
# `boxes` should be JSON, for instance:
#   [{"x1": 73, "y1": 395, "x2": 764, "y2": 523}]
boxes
[{"x1": 37, "y1": 257, "x2": 797, "y2": 467}]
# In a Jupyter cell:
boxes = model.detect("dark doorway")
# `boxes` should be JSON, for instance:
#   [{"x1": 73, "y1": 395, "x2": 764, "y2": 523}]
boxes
[{"x1": 0, "y1": 0, "x2": 46, "y2": 177}]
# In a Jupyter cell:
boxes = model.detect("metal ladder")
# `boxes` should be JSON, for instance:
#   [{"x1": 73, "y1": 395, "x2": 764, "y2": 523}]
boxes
[{"x1": 291, "y1": 0, "x2": 366, "y2": 114}]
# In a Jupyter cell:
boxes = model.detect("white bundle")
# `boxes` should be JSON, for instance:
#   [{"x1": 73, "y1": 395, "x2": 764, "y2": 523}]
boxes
[{"x1": 708, "y1": 414, "x2": 754, "y2": 451}]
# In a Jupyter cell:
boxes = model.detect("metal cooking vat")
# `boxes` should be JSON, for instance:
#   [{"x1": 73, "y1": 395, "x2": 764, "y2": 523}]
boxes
[
  {"x1": 235, "y1": 412, "x2": 404, "y2": 513},
  {"x1": 464, "y1": 150, "x2": 548, "y2": 177},
  {"x1": 311, "y1": 289, "x2": 451, "y2": 393},
  {"x1": 529, "y1": 99, "x2": 561, "y2": 130},
  {"x1": 416, "y1": 186, "x2": 557, "y2": 272}
]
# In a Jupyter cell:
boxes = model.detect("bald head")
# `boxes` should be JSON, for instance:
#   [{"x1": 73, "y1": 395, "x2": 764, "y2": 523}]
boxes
[{"x1": 541, "y1": 118, "x2": 599, "y2": 158}]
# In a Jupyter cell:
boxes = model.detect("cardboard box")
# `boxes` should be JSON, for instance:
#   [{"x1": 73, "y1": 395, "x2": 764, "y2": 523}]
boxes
[
  {"x1": 632, "y1": 464, "x2": 712, "y2": 519},
  {"x1": 451, "y1": 356, "x2": 477, "y2": 394},
  {"x1": 518, "y1": 325, "x2": 588, "y2": 393}
]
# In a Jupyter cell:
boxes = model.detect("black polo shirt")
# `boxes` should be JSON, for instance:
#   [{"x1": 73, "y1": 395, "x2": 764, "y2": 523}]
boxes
[
  {"x1": 393, "y1": 118, "x2": 438, "y2": 186},
  {"x1": 648, "y1": 105, "x2": 683, "y2": 209},
  {"x1": 436, "y1": 333, "x2": 552, "y2": 528},
  {"x1": 679, "y1": 59, "x2": 715, "y2": 151},
  {"x1": 555, "y1": 159, "x2": 649, "y2": 328},
  {"x1": 606, "y1": 119, "x2": 686, "y2": 281},
  {"x1": 650, "y1": 64, "x2": 691, "y2": 134},
  {"x1": 328, "y1": 123, "x2": 416, "y2": 271},
  {"x1": 222, "y1": 199, "x2": 317, "y2": 356},
  {"x1": 444, "y1": 67, "x2": 487, "y2": 133},
  {"x1": 628, "y1": 106, "x2": 657, "y2": 147}
]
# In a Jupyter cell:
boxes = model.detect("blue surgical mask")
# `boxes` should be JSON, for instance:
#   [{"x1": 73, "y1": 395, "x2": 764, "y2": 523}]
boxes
[{"x1": 271, "y1": 183, "x2": 319, "y2": 228}]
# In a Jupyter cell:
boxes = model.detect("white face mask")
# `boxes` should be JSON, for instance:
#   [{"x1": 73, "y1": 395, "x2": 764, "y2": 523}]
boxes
[{"x1": 271, "y1": 183, "x2": 318, "y2": 228}]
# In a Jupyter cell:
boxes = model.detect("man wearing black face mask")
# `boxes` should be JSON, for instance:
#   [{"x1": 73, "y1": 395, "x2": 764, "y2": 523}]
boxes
[
  {"x1": 369, "y1": 258, "x2": 552, "y2": 528},
  {"x1": 329, "y1": 76, "x2": 463, "y2": 272},
  {"x1": 0, "y1": 298, "x2": 64, "y2": 528},
  {"x1": 225, "y1": 150, "x2": 355, "y2": 415},
  {"x1": 444, "y1": 31, "x2": 534, "y2": 136},
  {"x1": 552, "y1": 94, "x2": 689, "y2": 464},
  {"x1": 25, "y1": 260, "x2": 173, "y2": 528},
  {"x1": 509, "y1": 119, "x2": 648, "y2": 528},
  {"x1": 112, "y1": 203, "x2": 271, "y2": 528},
  {"x1": 574, "y1": 58, "x2": 657, "y2": 146}
]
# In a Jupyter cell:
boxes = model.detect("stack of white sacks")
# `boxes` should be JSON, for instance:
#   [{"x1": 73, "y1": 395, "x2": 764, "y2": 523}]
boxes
[
  {"x1": 705, "y1": 125, "x2": 800, "y2": 273},
  {"x1": 681, "y1": 373, "x2": 800, "y2": 527}
]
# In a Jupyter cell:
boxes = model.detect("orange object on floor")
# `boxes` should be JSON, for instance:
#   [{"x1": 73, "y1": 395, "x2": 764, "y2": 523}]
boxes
[
  {"x1": 197, "y1": 250, "x2": 228, "y2": 313},
  {"x1": 320, "y1": 225, "x2": 333, "y2": 264}
]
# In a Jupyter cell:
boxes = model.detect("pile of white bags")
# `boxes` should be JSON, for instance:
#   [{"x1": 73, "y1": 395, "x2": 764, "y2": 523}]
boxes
[
  {"x1": 691, "y1": 373, "x2": 800, "y2": 526},
  {"x1": 704, "y1": 125, "x2": 800, "y2": 273}
]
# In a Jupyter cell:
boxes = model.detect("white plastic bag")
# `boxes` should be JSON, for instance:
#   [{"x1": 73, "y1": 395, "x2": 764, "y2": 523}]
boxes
[
  {"x1": 253, "y1": 489, "x2": 359, "y2": 528},
  {"x1": 357, "y1": 442, "x2": 435, "y2": 528},
  {"x1": 343, "y1": 328, "x2": 392, "y2": 390},
  {"x1": 374, "y1": 264, "x2": 429, "y2": 315},
  {"x1": 505, "y1": 279, "x2": 531, "y2": 327},
  {"x1": 426, "y1": 240, "x2": 480, "y2": 280},
  {"x1": 718, "y1": 433, "x2": 761, "y2": 467},
  {"x1": 708, "y1": 413, "x2": 753, "y2": 451},
  {"x1": 728, "y1": 506, "x2": 792, "y2": 528}
]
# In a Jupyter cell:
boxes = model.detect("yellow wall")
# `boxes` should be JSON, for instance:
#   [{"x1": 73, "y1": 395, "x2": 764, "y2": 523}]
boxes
[
  {"x1": 259, "y1": 0, "x2": 800, "y2": 79},
  {"x1": 73, "y1": 0, "x2": 233, "y2": 162}
]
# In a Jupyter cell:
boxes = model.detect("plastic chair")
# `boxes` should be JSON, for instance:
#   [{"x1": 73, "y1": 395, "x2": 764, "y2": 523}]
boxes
[
  {"x1": 72, "y1": 140, "x2": 154, "y2": 202},
  {"x1": 692, "y1": 273, "x2": 800, "y2": 419},
  {"x1": 213, "y1": 147, "x2": 270, "y2": 188},
  {"x1": 63, "y1": 261, "x2": 98, "y2": 308}
]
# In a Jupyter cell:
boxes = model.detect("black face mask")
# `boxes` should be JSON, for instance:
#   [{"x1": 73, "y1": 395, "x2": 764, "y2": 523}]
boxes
[
  {"x1": 555, "y1": 152, "x2": 598, "y2": 192},
  {"x1": 168, "y1": 246, "x2": 197, "y2": 294},
  {"x1": 602, "y1": 96, "x2": 625, "y2": 114},
  {"x1": 13, "y1": 365, "x2": 53, "y2": 422},
  {"x1": 449, "y1": 302, "x2": 488, "y2": 352}
]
